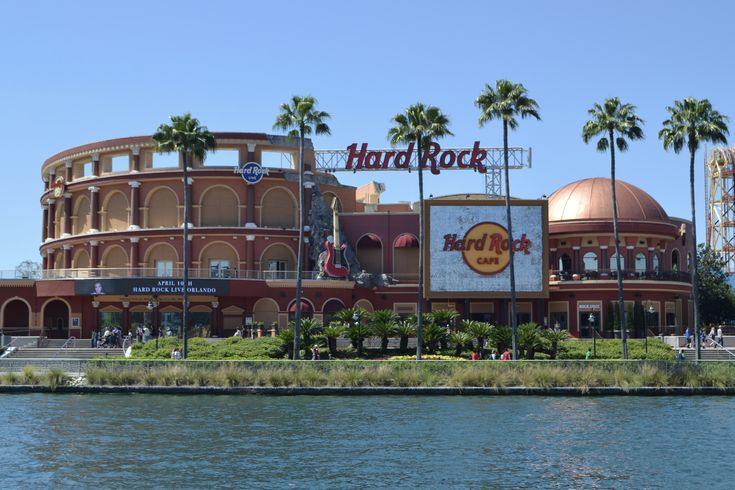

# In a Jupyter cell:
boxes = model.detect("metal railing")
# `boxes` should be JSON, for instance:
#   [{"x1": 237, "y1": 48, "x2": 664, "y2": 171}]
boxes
[
  {"x1": 549, "y1": 269, "x2": 692, "y2": 283},
  {"x1": 0, "y1": 270, "x2": 42, "y2": 279},
  {"x1": 53, "y1": 336, "x2": 77, "y2": 358}
]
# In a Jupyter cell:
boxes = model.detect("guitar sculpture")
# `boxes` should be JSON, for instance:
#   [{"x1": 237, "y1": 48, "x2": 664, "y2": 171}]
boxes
[{"x1": 323, "y1": 197, "x2": 350, "y2": 278}]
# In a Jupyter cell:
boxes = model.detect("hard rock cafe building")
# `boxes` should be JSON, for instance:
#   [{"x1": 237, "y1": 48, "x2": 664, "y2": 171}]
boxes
[{"x1": 0, "y1": 132, "x2": 693, "y2": 339}]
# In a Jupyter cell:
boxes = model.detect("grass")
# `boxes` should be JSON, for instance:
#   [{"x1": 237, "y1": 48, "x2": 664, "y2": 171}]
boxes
[
  {"x1": 127, "y1": 336, "x2": 287, "y2": 360},
  {"x1": 71, "y1": 360, "x2": 735, "y2": 389}
]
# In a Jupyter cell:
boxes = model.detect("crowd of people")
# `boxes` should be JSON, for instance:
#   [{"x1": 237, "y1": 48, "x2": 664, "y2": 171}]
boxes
[{"x1": 683, "y1": 325, "x2": 725, "y2": 348}]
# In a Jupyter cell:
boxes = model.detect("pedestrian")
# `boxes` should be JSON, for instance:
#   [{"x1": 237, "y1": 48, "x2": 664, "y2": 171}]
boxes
[
  {"x1": 171, "y1": 348, "x2": 182, "y2": 360},
  {"x1": 471, "y1": 351, "x2": 479, "y2": 361},
  {"x1": 500, "y1": 349, "x2": 511, "y2": 361},
  {"x1": 708, "y1": 327, "x2": 716, "y2": 347},
  {"x1": 717, "y1": 325, "x2": 724, "y2": 348},
  {"x1": 684, "y1": 326, "x2": 691, "y2": 348},
  {"x1": 91, "y1": 329, "x2": 98, "y2": 348},
  {"x1": 585, "y1": 348, "x2": 592, "y2": 360},
  {"x1": 490, "y1": 350, "x2": 497, "y2": 360}
]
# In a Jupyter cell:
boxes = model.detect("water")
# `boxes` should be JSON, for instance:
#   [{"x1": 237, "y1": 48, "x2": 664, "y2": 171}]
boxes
[{"x1": 1, "y1": 394, "x2": 733, "y2": 489}]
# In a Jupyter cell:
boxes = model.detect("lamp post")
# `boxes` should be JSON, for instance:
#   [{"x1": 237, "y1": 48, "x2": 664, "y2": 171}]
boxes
[
  {"x1": 352, "y1": 311, "x2": 361, "y2": 355},
  {"x1": 589, "y1": 312, "x2": 596, "y2": 357},
  {"x1": 147, "y1": 295, "x2": 159, "y2": 350},
  {"x1": 646, "y1": 303, "x2": 655, "y2": 354}
]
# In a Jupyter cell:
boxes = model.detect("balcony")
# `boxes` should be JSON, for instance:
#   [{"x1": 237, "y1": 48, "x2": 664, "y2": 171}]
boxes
[
  {"x1": 29, "y1": 268, "x2": 323, "y2": 281},
  {"x1": 549, "y1": 269, "x2": 691, "y2": 283}
]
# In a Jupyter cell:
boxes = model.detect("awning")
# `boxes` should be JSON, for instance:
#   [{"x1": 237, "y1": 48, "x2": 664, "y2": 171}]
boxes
[
  {"x1": 357, "y1": 233, "x2": 382, "y2": 248},
  {"x1": 289, "y1": 301, "x2": 313, "y2": 313},
  {"x1": 394, "y1": 234, "x2": 419, "y2": 248}
]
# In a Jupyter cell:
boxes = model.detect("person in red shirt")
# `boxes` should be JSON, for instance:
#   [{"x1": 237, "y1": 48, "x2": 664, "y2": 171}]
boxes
[
  {"x1": 471, "y1": 351, "x2": 479, "y2": 360},
  {"x1": 500, "y1": 349, "x2": 511, "y2": 361}
]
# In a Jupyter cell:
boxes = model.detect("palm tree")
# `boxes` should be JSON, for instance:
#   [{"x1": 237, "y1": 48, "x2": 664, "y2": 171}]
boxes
[
  {"x1": 582, "y1": 97, "x2": 644, "y2": 360},
  {"x1": 659, "y1": 97, "x2": 729, "y2": 361},
  {"x1": 542, "y1": 329, "x2": 569, "y2": 360},
  {"x1": 152, "y1": 113, "x2": 215, "y2": 359},
  {"x1": 448, "y1": 331, "x2": 473, "y2": 357},
  {"x1": 273, "y1": 96, "x2": 331, "y2": 360},
  {"x1": 396, "y1": 320, "x2": 416, "y2": 352},
  {"x1": 333, "y1": 307, "x2": 368, "y2": 352},
  {"x1": 464, "y1": 320, "x2": 493, "y2": 358},
  {"x1": 369, "y1": 309, "x2": 399, "y2": 353},
  {"x1": 476, "y1": 80, "x2": 541, "y2": 361},
  {"x1": 322, "y1": 323, "x2": 345, "y2": 358},
  {"x1": 388, "y1": 103, "x2": 453, "y2": 360}
]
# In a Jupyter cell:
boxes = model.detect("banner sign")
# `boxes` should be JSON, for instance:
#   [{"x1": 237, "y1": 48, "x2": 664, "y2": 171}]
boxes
[
  {"x1": 74, "y1": 278, "x2": 229, "y2": 296},
  {"x1": 426, "y1": 200, "x2": 548, "y2": 298},
  {"x1": 234, "y1": 161, "x2": 269, "y2": 185}
]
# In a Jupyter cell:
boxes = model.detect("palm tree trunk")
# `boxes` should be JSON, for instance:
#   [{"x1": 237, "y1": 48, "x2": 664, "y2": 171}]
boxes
[
  {"x1": 182, "y1": 149, "x2": 191, "y2": 359},
  {"x1": 416, "y1": 135, "x2": 424, "y2": 361},
  {"x1": 293, "y1": 128, "x2": 305, "y2": 360},
  {"x1": 609, "y1": 128, "x2": 628, "y2": 359},
  {"x1": 504, "y1": 120, "x2": 518, "y2": 361},
  {"x1": 690, "y1": 147, "x2": 701, "y2": 361}
]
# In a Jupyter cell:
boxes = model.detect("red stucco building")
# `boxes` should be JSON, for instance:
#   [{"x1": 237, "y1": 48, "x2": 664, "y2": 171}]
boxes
[{"x1": 0, "y1": 133, "x2": 693, "y2": 339}]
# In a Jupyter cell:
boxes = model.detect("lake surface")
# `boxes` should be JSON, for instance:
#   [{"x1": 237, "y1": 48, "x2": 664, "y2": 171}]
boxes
[{"x1": 1, "y1": 394, "x2": 733, "y2": 489}]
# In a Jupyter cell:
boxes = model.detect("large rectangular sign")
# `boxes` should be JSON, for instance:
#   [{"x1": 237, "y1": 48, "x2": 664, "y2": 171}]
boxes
[
  {"x1": 426, "y1": 200, "x2": 548, "y2": 298},
  {"x1": 74, "y1": 278, "x2": 229, "y2": 296}
]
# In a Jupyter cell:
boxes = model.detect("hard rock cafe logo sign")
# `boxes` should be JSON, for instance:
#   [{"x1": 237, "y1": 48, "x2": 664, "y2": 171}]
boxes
[
  {"x1": 51, "y1": 176, "x2": 65, "y2": 198},
  {"x1": 234, "y1": 161, "x2": 269, "y2": 185},
  {"x1": 345, "y1": 142, "x2": 488, "y2": 175},
  {"x1": 442, "y1": 222, "x2": 533, "y2": 275}
]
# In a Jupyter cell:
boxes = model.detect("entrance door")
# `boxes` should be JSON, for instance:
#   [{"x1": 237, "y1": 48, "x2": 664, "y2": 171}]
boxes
[{"x1": 43, "y1": 300, "x2": 69, "y2": 339}]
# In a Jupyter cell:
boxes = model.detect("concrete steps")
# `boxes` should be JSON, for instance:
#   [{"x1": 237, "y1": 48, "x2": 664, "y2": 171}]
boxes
[
  {"x1": 9, "y1": 347, "x2": 124, "y2": 360},
  {"x1": 681, "y1": 348, "x2": 735, "y2": 361}
]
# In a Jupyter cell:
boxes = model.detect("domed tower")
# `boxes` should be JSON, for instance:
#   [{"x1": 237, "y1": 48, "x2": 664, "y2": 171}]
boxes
[{"x1": 546, "y1": 178, "x2": 693, "y2": 338}]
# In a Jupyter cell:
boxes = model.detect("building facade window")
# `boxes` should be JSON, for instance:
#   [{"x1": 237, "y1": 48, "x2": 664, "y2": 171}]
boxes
[
  {"x1": 583, "y1": 252, "x2": 598, "y2": 272},
  {"x1": 209, "y1": 259, "x2": 231, "y2": 278},
  {"x1": 155, "y1": 260, "x2": 173, "y2": 277}
]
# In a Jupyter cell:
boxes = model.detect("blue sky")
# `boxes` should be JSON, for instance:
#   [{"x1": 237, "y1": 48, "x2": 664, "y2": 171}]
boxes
[{"x1": 0, "y1": 0, "x2": 733, "y2": 270}]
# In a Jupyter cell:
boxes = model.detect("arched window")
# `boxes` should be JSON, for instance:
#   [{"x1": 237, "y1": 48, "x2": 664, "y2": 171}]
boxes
[
  {"x1": 671, "y1": 249, "x2": 680, "y2": 272},
  {"x1": 356, "y1": 233, "x2": 383, "y2": 275},
  {"x1": 201, "y1": 186, "x2": 239, "y2": 227},
  {"x1": 74, "y1": 196, "x2": 91, "y2": 235},
  {"x1": 610, "y1": 253, "x2": 625, "y2": 271},
  {"x1": 393, "y1": 234, "x2": 419, "y2": 280},
  {"x1": 102, "y1": 192, "x2": 129, "y2": 232},
  {"x1": 653, "y1": 254, "x2": 660, "y2": 273},
  {"x1": 261, "y1": 188, "x2": 296, "y2": 228},
  {"x1": 558, "y1": 254, "x2": 572, "y2": 272},
  {"x1": 147, "y1": 188, "x2": 179, "y2": 228},
  {"x1": 200, "y1": 242, "x2": 239, "y2": 277},
  {"x1": 260, "y1": 243, "x2": 295, "y2": 279},
  {"x1": 583, "y1": 252, "x2": 598, "y2": 272},
  {"x1": 635, "y1": 252, "x2": 646, "y2": 273}
]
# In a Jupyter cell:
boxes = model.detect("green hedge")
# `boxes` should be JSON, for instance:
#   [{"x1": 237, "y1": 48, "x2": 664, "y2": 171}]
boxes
[
  {"x1": 557, "y1": 338, "x2": 675, "y2": 360},
  {"x1": 128, "y1": 336, "x2": 286, "y2": 360}
]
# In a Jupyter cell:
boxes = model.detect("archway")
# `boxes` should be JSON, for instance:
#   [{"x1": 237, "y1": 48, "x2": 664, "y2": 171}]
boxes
[
  {"x1": 74, "y1": 196, "x2": 91, "y2": 234},
  {"x1": 144, "y1": 243, "x2": 179, "y2": 277},
  {"x1": 1, "y1": 298, "x2": 31, "y2": 336},
  {"x1": 288, "y1": 299, "x2": 314, "y2": 322},
  {"x1": 260, "y1": 187, "x2": 296, "y2": 228},
  {"x1": 200, "y1": 186, "x2": 239, "y2": 226},
  {"x1": 199, "y1": 241, "x2": 239, "y2": 277},
  {"x1": 671, "y1": 249, "x2": 680, "y2": 272},
  {"x1": 102, "y1": 191, "x2": 129, "y2": 232},
  {"x1": 253, "y1": 298, "x2": 279, "y2": 331},
  {"x1": 101, "y1": 245, "x2": 129, "y2": 276},
  {"x1": 260, "y1": 243, "x2": 296, "y2": 278},
  {"x1": 146, "y1": 187, "x2": 179, "y2": 228},
  {"x1": 321, "y1": 298, "x2": 346, "y2": 326},
  {"x1": 42, "y1": 299, "x2": 70, "y2": 339},
  {"x1": 393, "y1": 233, "x2": 418, "y2": 280},
  {"x1": 356, "y1": 233, "x2": 383, "y2": 275}
]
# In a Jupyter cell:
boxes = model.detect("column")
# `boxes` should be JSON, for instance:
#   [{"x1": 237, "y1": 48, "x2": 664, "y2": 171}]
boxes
[
  {"x1": 128, "y1": 181, "x2": 140, "y2": 230},
  {"x1": 92, "y1": 152, "x2": 100, "y2": 177},
  {"x1": 648, "y1": 247, "x2": 655, "y2": 273},
  {"x1": 42, "y1": 250, "x2": 48, "y2": 270},
  {"x1": 131, "y1": 145, "x2": 141, "y2": 172},
  {"x1": 130, "y1": 237, "x2": 140, "y2": 276},
  {"x1": 246, "y1": 235, "x2": 255, "y2": 273},
  {"x1": 211, "y1": 301, "x2": 219, "y2": 337},
  {"x1": 64, "y1": 159, "x2": 73, "y2": 182},
  {"x1": 92, "y1": 300, "x2": 100, "y2": 333},
  {"x1": 90, "y1": 240, "x2": 99, "y2": 270},
  {"x1": 63, "y1": 245, "x2": 72, "y2": 269},
  {"x1": 122, "y1": 301, "x2": 130, "y2": 335},
  {"x1": 549, "y1": 248, "x2": 557, "y2": 271},
  {"x1": 626, "y1": 246, "x2": 634, "y2": 274},
  {"x1": 43, "y1": 175, "x2": 50, "y2": 192},
  {"x1": 89, "y1": 186, "x2": 100, "y2": 233},
  {"x1": 46, "y1": 198, "x2": 56, "y2": 240},
  {"x1": 63, "y1": 192, "x2": 72, "y2": 237},
  {"x1": 303, "y1": 175, "x2": 314, "y2": 271},
  {"x1": 572, "y1": 246, "x2": 580, "y2": 274},
  {"x1": 599, "y1": 246, "x2": 608, "y2": 275},
  {"x1": 47, "y1": 249, "x2": 55, "y2": 271},
  {"x1": 42, "y1": 204, "x2": 49, "y2": 242},
  {"x1": 246, "y1": 143, "x2": 256, "y2": 227}
]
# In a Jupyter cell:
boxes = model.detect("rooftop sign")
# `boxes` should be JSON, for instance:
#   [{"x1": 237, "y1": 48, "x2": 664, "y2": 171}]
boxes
[
  {"x1": 234, "y1": 161, "x2": 269, "y2": 185},
  {"x1": 345, "y1": 142, "x2": 489, "y2": 175}
]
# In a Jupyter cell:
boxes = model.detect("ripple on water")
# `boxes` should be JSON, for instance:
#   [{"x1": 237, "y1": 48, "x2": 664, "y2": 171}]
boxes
[{"x1": 1, "y1": 394, "x2": 734, "y2": 489}]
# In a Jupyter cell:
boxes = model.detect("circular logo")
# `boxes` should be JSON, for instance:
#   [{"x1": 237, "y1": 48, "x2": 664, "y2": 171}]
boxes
[
  {"x1": 461, "y1": 221, "x2": 510, "y2": 275},
  {"x1": 52, "y1": 176, "x2": 65, "y2": 198},
  {"x1": 239, "y1": 161, "x2": 266, "y2": 185}
]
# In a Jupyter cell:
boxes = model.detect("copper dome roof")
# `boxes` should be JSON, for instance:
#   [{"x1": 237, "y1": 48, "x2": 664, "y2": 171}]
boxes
[{"x1": 548, "y1": 178, "x2": 669, "y2": 222}]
